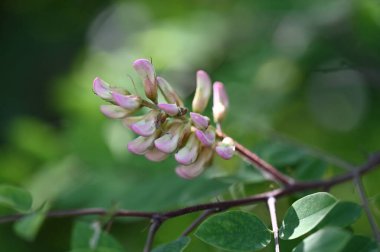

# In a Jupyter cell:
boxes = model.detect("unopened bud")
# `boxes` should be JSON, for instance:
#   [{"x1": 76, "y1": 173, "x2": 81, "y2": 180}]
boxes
[
  {"x1": 93, "y1": 77, "x2": 113, "y2": 100},
  {"x1": 133, "y1": 59, "x2": 157, "y2": 102},
  {"x1": 192, "y1": 70, "x2": 211, "y2": 113},
  {"x1": 195, "y1": 127, "x2": 215, "y2": 147},
  {"x1": 100, "y1": 105, "x2": 129, "y2": 119},
  {"x1": 175, "y1": 133, "x2": 199, "y2": 165},
  {"x1": 145, "y1": 148, "x2": 168, "y2": 162},
  {"x1": 190, "y1": 112, "x2": 210, "y2": 130},
  {"x1": 127, "y1": 131, "x2": 159, "y2": 155},
  {"x1": 129, "y1": 110, "x2": 159, "y2": 137},
  {"x1": 157, "y1": 76, "x2": 184, "y2": 106},
  {"x1": 212, "y1": 81, "x2": 229, "y2": 123},
  {"x1": 154, "y1": 123, "x2": 184, "y2": 153},
  {"x1": 112, "y1": 92, "x2": 142, "y2": 111},
  {"x1": 175, "y1": 148, "x2": 213, "y2": 179},
  {"x1": 158, "y1": 103, "x2": 180, "y2": 116},
  {"x1": 215, "y1": 137, "x2": 235, "y2": 160}
]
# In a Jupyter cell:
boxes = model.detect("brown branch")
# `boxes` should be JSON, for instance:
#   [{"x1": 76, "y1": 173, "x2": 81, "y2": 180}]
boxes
[
  {"x1": 1, "y1": 153, "x2": 379, "y2": 225},
  {"x1": 143, "y1": 217, "x2": 162, "y2": 252},
  {"x1": 216, "y1": 131, "x2": 294, "y2": 186},
  {"x1": 180, "y1": 208, "x2": 221, "y2": 237}
]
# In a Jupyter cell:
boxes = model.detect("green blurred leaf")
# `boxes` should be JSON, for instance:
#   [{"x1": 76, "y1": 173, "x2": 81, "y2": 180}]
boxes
[
  {"x1": 71, "y1": 221, "x2": 123, "y2": 251},
  {"x1": 13, "y1": 203, "x2": 50, "y2": 241},
  {"x1": 341, "y1": 235, "x2": 379, "y2": 252},
  {"x1": 317, "y1": 201, "x2": 362, "y2": 228},
  {"x1": 152, "y1": 237, "x2": 191, "y2": 252},
  {"x1": 0, "y1": 185, "x2": 32, "y2": 212},
  {"x1": 195, "y1": 210, "x2": 271, "y2": 251},
  {"x1": 13, "y1": 206, "x2": 47, "y2": 241},
  {"x1": 292, "y1": 227, "x2": 351, "y2": 252},
  {"x1": 279, "y1": 192, "x2": 337, "y2": 240},
  {"x1": 294, "y1": 158, "x2": 327, "y2": 181}
]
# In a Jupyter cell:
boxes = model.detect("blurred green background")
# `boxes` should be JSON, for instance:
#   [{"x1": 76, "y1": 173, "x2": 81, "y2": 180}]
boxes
[{"x1": 1, "y1": 0, "x2": 380, "y2": 251}]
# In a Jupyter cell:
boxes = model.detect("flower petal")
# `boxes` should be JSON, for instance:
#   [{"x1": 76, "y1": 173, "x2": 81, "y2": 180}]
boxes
[
  {"x1": 195, "y1": 128, "x2": 215, "y2": 147},
  {"x1": 190, "y1": 112, "x2": 210, "y2": 130},
  {"x1": 127, "y1": 132, "x2": 158, "y2": 155},
  {"x1": 129, "y1": 110, "x2": 159, "y2": 137},
  {"x1": 158, "y1": 103, "x2": 180, "y2": 116},
  {"x1": 157, "y1": 76, "x2": 184, "y2": 106},
  {"x1": 145, "y1": 148, "x2": 168, "y2": 162},
  {"x1": 175, "y1": 133, "x2": 199, "y2": 165},
  {"x1": 175, "y1": 148, "x2": 213, "y2": 179},
  {"x1": 100, "y1": 105, "x2": 128, "y2": 119},
  {"x1": 192, "y1": 70, "x2": 211, "y2": 113},
  {"x1": 93, "y1": 77, "x2": 112, "y2": 100},
  {"x1": 215, "y1": 137, "x2": 235, "y2": 159},
  {"x1": 213, "y1": 81, "x2": 229, "y2": 123},
  {"x1": 112, "y1": 92, "x2": 141, "y2": 110},
  {"x1": 133, "y1": 59, "x2": 157, "y2": 102}
]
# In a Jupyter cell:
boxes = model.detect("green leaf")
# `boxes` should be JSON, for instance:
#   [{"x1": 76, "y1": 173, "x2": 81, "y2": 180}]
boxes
[
  {"x1": 317, "y1": 201, "x2": 362, "y2": 228},
  {"x1": 71, "y1": 221, "x2": 123, "y2": 251},
  {"x1": 0, "y1": 185, "x2": 32, "y2": 212},
  {"x1": 152, "y1": 237, "x2": 191, "y2": 252},
  {"x1": 279, "y1": 192, "x2": 337, "y2": 240},
  {"x1": 195, "y1": 210, "x2": 271, "y2": 252},
  {"x1": 14, "y1": 213, "x2": 45, "y2": 241},
  {"x1": 341, "y1": 235, "x2": 379, "y2": 252},
  {"x1": 292, "y1": 227, "x2": 351, "y2": 252}
]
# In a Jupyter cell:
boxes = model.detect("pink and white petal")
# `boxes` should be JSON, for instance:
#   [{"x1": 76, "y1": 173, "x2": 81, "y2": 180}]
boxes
[
  {"x1": 190, "y1": 112, "x2": 210, "y2": 130},
  {"x1": 145, "y1": 148, "x2": 169, "y2": 162},
  {"x1": 100, "y1": 105, "x2": 128, "y2": 119},
  {"x1": 93, "y1": 77, "x2": 112, "y2": 100},
  {"x1": 158, "y1": 103, "x2": 179, "y2": 116},
  {"x1": 154, "y1": 133, "x2": 180, "y2": 153},
  {"x1": 112, "y1": 92, "x2": 141, "y2": 110},
  {"x1": 195, "y1": 129, "x2": 215, "y2": 147}
]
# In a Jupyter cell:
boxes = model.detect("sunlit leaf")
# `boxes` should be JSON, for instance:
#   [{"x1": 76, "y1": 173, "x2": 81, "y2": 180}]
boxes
[
  {"x1": 292, "y1": 227, "x2": 351, "y2": 252},
  {"x1": 317, "y1": 201, "x2": 362, "y2": 228},
  {"x1": 280, "y1": 192, "x2": 337, "y2": 240},
  {"x1": 0, "y1": 185, "x2": 32, "y2": 212},
  {"x1": 152, "y1": 237, "x2": 191, "y2": 252},
  {"x1": 195, "y1": 210, "x2": 271, "y2": 251}
]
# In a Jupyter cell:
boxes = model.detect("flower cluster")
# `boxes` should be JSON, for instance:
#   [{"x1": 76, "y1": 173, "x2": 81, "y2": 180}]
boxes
[{"x1": 93, "y1": 59, "x2": 235, "y2": 179}]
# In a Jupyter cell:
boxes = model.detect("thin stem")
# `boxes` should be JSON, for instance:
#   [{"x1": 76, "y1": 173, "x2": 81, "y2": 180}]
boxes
[
  {"x1": 216, "y1": 131, "x2": 293, "y2": 186},
  {"x1": 353, "y1": 174, "x2": 380, "y2": 243},
  {"x1": 267, "y1": 197, "x2": 280, "y2": 252},
  {"x1": 143, "y1": 217, "x2": 162, "y2": 252},
  {"x1": 1, "y1": 153, "x2": 380, "y2": 225},
  {"x1": 180, "y1": 209, "x2": 219, "y2": 237}
]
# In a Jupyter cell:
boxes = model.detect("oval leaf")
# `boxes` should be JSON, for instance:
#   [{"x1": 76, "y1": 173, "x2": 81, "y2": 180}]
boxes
[
  {"x1": 13, "y1": 212, "x2": 45, "y2": 241},
  {"x1": 0, "y1": 185, "x2": 32, "y2": 212},
  {"x1": 152, "y1": 237, "x2": 191, "y2": 252},
  {"x1": 195, "y1": 210, "x2": 271, "y2": 252},
  {"x1": 280, "y1": 192, "x2": 337, "y2": 240},
  {"x1": 317, "y1": 201, "x2": 362, "y2": 228},
  {"x1": 292, "y1": 227, "x2": 351, "y2": 252}
]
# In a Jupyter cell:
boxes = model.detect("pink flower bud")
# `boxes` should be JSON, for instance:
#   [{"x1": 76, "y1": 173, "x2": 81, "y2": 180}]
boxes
[
  {"x1": 192, "y1": 70, "x2": 211, "y2": 113},
  {"x1": 127, "y1": 132, "x2": 159, "y2": 155},
  {"x1": 175, "y1": 133, "x2": 199, "y2": 165},
  {"x1": 122, "y1": 115, "x2": 143, "y2": 127},
  {"x1": 100, "y1": 105, "x2": 129, "y2": 119},
  {"x1": 157, "y1": 76, "x2": 184, "y2": 106},
  {"x1": 212, "y1": 81, "x2": 229, "y2": 123},
  {"x1": 145, "y1": 148, "x2": 168, "y2": 162},
  {"x1": 112, "y1": 92, "x2": 141, "y2": 111},
  {"x1": 175, "y1": 148, "x2": 213, "y2": 179},
  {"x1": 93, "y1": 77, "x2": 113, "y2": 100},
  {"x1": 158, "y1": 103, "x2": 180, "y2": 116},
  {"x1": 215, "y1": 137, "x2": 235, "y2": 160},
  {"x1": 190, "y1": 112, "x2": 210, "y2": 130},
  {"x1": 133, "y1": 59, "x2": 157, "y2": 102},
  {"x1": 129, "y1": 110, "x2": 159, "y2": 137},
  {"x1": 195, "y1": 128, "x2": 215, "y2": 147},
  {"x1": 154, "y1": 123, "x2": 184, "y2": 153}
]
